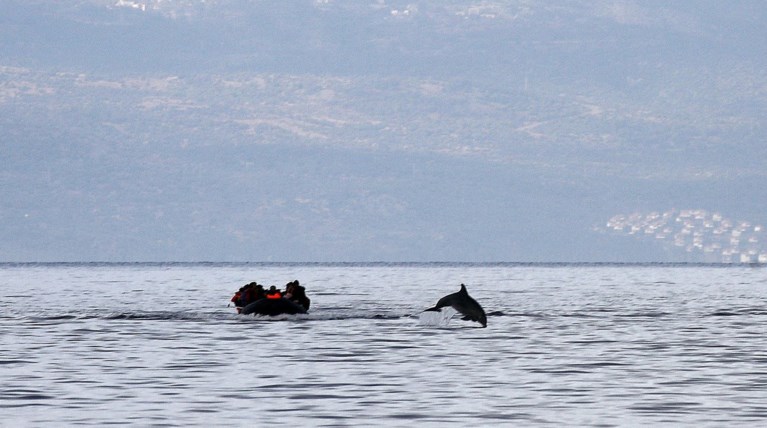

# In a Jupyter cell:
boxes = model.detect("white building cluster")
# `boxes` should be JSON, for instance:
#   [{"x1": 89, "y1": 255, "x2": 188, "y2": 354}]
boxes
[
  {"x1": 606, "y1": 209, "x2": 766, "y2": 263},
  {"x1": 112, "y1": 0, "x2": 208, "y2": 17},
  {"x1": 114, "y1": 0, "x2": 147, "y2": 11}
]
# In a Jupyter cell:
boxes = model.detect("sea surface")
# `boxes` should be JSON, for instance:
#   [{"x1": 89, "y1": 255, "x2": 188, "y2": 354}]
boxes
[{"x1": 1, "y1": 263, "x2": 766, "y2": 427}]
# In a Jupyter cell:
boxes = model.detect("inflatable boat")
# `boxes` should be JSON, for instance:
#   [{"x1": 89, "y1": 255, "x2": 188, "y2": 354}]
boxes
[
  {"x1": 239, "y1": 297, "x2": 308, "y2": 316},
  {"x1": 231, "y1": 280, "x2": 310, "y2": 316}
]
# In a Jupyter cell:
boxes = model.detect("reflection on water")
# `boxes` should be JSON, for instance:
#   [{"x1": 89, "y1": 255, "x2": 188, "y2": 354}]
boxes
[{"x1": 1, "y1": 264, "x2": 766, "y2": 426}]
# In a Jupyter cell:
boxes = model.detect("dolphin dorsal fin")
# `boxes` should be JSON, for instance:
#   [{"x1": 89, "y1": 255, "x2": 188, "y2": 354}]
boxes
[{"x1": 459, "y1": 284, "x2": 467, "y2": 294}]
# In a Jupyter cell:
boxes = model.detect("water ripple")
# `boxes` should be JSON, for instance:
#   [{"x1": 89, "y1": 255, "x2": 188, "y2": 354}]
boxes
[{"x1": 1, "y1": 264, "x2": 766, "y2": 426}]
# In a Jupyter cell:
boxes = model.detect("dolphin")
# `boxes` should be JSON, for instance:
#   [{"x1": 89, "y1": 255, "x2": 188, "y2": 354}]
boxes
[{"x1": 425, "y1": 284, "x2": 487, "y2": 327}]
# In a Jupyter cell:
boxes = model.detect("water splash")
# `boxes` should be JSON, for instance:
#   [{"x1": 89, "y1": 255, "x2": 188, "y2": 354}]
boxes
[{"x1": 418, "y1": 307, "x2": 457, "y2": 327}]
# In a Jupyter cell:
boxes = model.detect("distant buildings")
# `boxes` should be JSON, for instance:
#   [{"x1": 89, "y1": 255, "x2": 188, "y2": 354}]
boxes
[
  {"x1": 115, "y1": 0, "x2": 147, "y2": 11},
  {"x1": 604, "y1": 209, "x2": 766, "y2": 263}
]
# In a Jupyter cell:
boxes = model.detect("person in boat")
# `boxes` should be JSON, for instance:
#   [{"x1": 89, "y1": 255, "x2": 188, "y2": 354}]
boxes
[
  {"x1": 231, "y1": 282, "x2": 264, "y2": 308},
  {"x1": 246, "y1": 283, "x2": 265, "y2": 304},
  {"x1": 230, "y1": 284, "x2": 247, "y2": 307},
  {"x1": 265, "y1": 285, "x2": 282, "y2": 299},
  {"x1": 284, "y1": 280, "x2": 311, "y2": 311}
]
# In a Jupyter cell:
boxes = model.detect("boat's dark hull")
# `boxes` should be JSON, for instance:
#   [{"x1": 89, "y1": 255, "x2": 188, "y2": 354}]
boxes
[{"x1": 240, "y1": 298, "x2": 307, "y2": 316}]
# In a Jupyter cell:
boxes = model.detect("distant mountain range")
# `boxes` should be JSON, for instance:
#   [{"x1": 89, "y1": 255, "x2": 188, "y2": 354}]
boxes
[{"x1": 1, "y1": 1, "x2": 765, "y2": 261}]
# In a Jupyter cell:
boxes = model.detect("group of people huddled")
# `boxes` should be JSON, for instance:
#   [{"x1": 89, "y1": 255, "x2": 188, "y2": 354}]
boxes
[{"x1": 230, "y1": 280, "x2": 310, "y2": 313}]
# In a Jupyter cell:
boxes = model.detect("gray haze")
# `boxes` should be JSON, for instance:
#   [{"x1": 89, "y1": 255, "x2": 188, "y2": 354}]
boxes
[{"x1": 1, "y1": 0, "x2": 765, "y2": 262}]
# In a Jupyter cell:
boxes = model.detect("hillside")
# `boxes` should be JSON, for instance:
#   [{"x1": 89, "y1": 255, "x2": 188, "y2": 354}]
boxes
[{"x1": 1, "y1": 1, "x2": 765, "y2": 261}]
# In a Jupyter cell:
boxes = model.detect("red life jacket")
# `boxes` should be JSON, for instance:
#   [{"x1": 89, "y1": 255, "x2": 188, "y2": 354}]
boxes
[{"x1": 266, "y1": 292, "x2": 282, "y2": 299}]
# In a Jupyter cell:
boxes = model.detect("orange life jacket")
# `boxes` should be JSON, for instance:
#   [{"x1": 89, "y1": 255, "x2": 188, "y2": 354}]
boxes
[{"x1": 266, "y1": 292, "x2": 282, "y2": 299}]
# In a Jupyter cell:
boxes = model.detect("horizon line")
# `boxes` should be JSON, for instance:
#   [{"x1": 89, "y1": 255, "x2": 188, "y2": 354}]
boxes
[{"x1": 1, "y1": 261, "x2": 764, "y2": 268}]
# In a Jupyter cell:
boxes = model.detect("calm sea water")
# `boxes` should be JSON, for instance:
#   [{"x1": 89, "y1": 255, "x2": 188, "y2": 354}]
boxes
[{"x1": 1, "y1": 263, "x2": 766, "y2": 427}]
